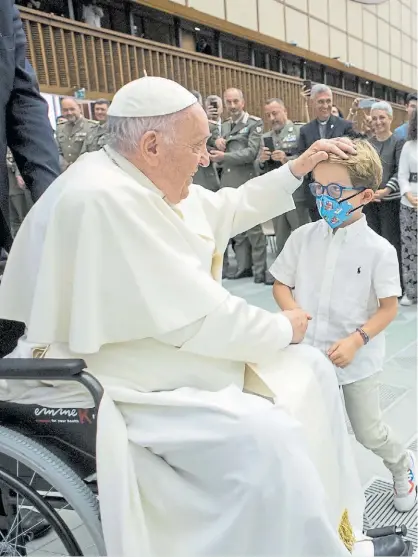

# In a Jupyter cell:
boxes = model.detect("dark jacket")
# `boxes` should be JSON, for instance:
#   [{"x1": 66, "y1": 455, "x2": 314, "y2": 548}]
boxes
[
  {"x1": 297, "y1": 115, "x2": 353, "y2": 207},
  {"x1": 0, "y1": 1, "x2": 60, "y2": 250},
  {"x1": 369, "y1": 135, "x2": 404, "y2": 201}
]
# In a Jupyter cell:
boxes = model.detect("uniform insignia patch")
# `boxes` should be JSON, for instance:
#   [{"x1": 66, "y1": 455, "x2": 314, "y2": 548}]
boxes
[{"x1": 256, "y1": 126, "x2": 262, "y2": 133}]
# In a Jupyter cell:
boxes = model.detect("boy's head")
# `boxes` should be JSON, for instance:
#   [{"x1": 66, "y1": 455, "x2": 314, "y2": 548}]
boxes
[{"x1": 312, "y1": 138, "x2": 383, "y2": 228}]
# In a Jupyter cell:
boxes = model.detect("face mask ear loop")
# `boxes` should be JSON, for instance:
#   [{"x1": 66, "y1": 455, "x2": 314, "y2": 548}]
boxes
[{"x1": 340, "y1": 189, "x2": 366, "y2": 214}]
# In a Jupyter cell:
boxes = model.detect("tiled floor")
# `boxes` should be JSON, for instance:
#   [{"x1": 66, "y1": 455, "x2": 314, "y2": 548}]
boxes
[{"x1": 224, "y1": 264, "x2": 418, "y2": 551}]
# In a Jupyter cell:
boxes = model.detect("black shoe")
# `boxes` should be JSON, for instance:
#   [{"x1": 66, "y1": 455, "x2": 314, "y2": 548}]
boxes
[
  {"x1": 264, "y1": 272, "x2": 275, "y2": 286},
  {"x1": 372, "y1": 534, "x2": 413, "y2": 556},
  {"x1": 21, "y1": 512, "x2": 52, "y2": 541},
  {"x1": 230, "y1": 268, "x2": 253, "y2": 280},
  {"x1": 254, "y1": 274, "x2": 265, "y2": 284}
]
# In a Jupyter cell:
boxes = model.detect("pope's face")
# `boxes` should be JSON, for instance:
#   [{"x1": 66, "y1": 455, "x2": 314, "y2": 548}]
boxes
[{"x1": 159, "y1": 104, "x2": 211, "y2": 203}]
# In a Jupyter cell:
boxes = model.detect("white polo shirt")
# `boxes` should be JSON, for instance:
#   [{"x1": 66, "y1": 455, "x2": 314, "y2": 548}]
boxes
[{"x1": 270, "y1": 216, "x2": 401, "y2": 385}]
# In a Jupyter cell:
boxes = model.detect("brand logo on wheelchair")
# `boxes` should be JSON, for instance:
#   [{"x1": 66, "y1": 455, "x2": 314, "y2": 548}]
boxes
[{"x1": 34, "y1": 407, "x2": 94, "y2": 424}]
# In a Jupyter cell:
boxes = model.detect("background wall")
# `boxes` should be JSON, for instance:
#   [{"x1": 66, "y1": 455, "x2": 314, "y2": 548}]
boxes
[{"x1": 171, "y1": 0, "x2": 417, "y2": 89}]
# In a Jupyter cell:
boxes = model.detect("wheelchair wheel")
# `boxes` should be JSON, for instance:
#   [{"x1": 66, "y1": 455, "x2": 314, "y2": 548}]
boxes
[{"x1": 0, "y1": 426, "x2": 106, "y2": 556}]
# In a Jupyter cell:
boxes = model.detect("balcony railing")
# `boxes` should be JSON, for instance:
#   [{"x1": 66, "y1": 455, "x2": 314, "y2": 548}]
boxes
[{"x1": 20, "y1": 7, "x2": 406, "y2": 127}]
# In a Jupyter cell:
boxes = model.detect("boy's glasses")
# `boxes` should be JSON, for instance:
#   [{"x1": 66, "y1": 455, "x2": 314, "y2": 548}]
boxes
[{"x1": 309, "y1": 182, "x2": 365, "y2": 200}]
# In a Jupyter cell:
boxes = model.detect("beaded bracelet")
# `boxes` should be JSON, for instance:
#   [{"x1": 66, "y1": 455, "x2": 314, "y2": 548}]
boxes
[{"x1": 356, "y1": 327, "x2": 370, "y2": 345}]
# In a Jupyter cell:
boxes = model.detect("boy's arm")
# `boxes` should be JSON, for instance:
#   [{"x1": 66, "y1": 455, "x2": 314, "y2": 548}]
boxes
[
  {"x1": 272, "y1": 282, "x2": 300, "y2": 311},
  {"x1": 270, "y1": 225, "x2": 311, "y2": 311}
]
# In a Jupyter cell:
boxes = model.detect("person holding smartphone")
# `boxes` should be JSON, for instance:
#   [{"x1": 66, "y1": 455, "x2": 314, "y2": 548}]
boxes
[
  {"x1": 193, "y1": 95, "x2": 222, "y2": 193},
  {"x1": 257, "y1": 98, "x2": 309, "y2": 265}
]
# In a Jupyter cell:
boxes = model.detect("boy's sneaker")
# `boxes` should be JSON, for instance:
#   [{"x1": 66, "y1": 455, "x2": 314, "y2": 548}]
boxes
[
  {"x1": 400, "y1": 295, "x2": 414, "y2": 307},
  {"x1": 393, "y1": 451, "x2": 417, "y2": 513}
]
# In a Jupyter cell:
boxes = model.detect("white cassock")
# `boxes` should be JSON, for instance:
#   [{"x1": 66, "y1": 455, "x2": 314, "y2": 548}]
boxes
[{"x1": 0, "y1": 146, "x2": 364, "y2": 556}]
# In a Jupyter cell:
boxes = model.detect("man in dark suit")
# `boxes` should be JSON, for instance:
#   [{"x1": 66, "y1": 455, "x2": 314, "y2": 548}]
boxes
[
  {"x1": 0, "y1": 1, "x2": 60, "y2": 252},
  {"x1": 0, "y1": 8, "x2": 60, "y2": 539},
  {"x1": 298, "y1": 84, "x2": 353, "y2": 221}
]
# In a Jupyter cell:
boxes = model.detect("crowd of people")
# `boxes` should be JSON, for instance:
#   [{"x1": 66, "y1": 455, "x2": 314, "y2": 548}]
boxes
[
  {"x1": 0, "y1": 3, "x2": 417, "y2": 555},
  {"x1": 20, "y1": 84, "x2": 412, "y2": 298}
]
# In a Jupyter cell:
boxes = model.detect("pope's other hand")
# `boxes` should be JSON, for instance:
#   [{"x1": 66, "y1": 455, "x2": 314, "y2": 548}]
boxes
[
  {"x1": 282, "y1": 308, "x2": 312, "y2": 344},
  {"x1": 289, "y1": 138, "x2": 356, "y2": 178}
]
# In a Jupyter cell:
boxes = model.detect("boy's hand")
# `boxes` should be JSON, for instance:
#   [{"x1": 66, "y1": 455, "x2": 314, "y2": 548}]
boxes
[{"x1": 327, "y1": 334, "x2": 363, "y2": 368}]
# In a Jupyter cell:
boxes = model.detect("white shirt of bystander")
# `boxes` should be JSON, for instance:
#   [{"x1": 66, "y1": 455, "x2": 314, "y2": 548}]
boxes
[
  {"x1": 270, "y1": 216, "x2": 402, "y2": 385},
  {"x1": 399, "y1": 140, "x2": 417, "y2": 208},
  {"x1": 82, "y1": 4, "x2": 104, "y2": 27}
]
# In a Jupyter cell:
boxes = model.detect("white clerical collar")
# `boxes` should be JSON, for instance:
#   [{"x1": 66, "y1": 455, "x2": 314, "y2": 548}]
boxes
[
  {"x1": 104, "y1": 146, "x2": 164, "y2": 199},
  {"x1": 318, "y1": 118, "x2": 330, "y2": 126}
]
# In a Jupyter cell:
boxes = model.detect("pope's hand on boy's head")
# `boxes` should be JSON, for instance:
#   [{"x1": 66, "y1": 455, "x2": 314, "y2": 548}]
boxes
[{"x1": 289, "y1": 137, "x2": 356, "y2": 178}]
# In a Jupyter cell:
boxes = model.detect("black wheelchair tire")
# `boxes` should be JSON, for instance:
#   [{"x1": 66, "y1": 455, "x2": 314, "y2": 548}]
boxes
[
  {"x1": 0, "y1": 466, "x2": 83, "y2": 555},
  {"x1": 0, "y1": 426, "x2": 106, "y2": 555}
]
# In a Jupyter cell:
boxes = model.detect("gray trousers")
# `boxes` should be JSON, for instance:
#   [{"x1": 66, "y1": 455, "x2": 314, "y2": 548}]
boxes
[
  {"x1": 9, "y1": 191, "x2": 32, "y2": 238},
  {"x1": 234, "y1": 225, "x2": 267, "y2": 277},
  {"x1": 273, "y1": 203, "x2": 311, "y2": 257},
  {"x1": 343, "y1": 374, "x2": 409, "y2": 476}
]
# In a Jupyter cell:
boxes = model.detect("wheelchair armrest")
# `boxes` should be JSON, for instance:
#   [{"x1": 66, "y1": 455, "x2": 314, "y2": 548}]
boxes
[
  {"x1": 0, "y1": 358, "x2": 86, "y2": 380},
  {"x1": 0, "y1": 359, "x2": 104, "y2": 409}
]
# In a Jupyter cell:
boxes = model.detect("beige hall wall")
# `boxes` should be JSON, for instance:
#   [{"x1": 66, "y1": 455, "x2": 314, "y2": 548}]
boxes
[{"x1": 174, "y1": 0, "x2": 417, "y2": 89}]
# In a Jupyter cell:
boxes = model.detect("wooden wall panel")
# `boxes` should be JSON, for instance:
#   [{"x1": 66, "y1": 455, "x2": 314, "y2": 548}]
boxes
[{"x1": 20, "y1": 9, "x2": 406, "y2": 128}]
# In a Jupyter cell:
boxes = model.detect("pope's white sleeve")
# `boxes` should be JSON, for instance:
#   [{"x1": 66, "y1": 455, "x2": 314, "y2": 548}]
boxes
[
  {"x1": 156, "y1": 295, "x2": 293, "y2": 364},
  {"x1": 198, "y1": 164, "x2": 302, "y2": 239}
]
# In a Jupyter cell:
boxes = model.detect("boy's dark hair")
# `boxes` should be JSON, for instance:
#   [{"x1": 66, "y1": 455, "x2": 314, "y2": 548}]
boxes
[
  {"x1": 408, "y1": 108, "x2": 417, "y2": 142},
  {"x1": 406, "y1": 93, "x2": 417, "y2": 106}
]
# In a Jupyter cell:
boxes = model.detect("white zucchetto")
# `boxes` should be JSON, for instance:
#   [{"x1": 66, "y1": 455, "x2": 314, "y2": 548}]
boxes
[{"x1": 107, "y1": 76, "x2": 198, "y2": 118}]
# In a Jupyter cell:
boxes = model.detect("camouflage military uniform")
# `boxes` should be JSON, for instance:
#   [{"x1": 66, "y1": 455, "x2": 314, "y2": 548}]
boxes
[
  {"x1": 6, "y1": 148, "x2": 32, "y2": 237},
  {"x1": 258, "y1": 120, "x2": 310, "y2": 256},
  {"x1": 56, "y1": 117, "x2": 98, "y2": 171},
  {"x1": 193, "y1": 121, "x2": 220, "y2": 192},
  {"x1": 81, "y1": 122, "x2": 109, "y2": 154},
  {"x1": 220, "y1": 112, "x2": 267, "y2": 281}
]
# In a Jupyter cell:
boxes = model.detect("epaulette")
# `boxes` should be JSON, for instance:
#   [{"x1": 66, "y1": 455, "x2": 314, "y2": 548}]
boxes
[{"x1": 249, "y1": 115, "x2": 262, "y2": 121}]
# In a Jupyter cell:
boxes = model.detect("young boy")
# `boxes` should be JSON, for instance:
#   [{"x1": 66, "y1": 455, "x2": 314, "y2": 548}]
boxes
[{"x1": 270, "y1": 138, "x2": 416, "y2": 513}]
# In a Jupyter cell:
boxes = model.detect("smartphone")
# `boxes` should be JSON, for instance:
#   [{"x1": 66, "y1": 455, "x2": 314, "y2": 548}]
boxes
[
  {"x1": 303, "y1": 80, "x2": 312, "y2": 94},
  {"x1": 210, "y1": 100, "x2": 218, "y2": 109},
  {"x1": 358, "y1": 98, "x2": 376, "y2": 110},
  {"x1": 263, "y1": 136, "x2": 275, "y2": 152}
]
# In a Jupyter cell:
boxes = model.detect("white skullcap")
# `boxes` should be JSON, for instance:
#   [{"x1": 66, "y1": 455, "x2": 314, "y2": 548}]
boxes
[{"x1": 107, "y1": 76, "x2": 198, "y2": 118}]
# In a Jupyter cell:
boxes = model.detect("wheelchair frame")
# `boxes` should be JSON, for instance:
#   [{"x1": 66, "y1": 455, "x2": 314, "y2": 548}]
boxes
[{"x1": 0, "y1": 358, "x2": 105, "y2": 556}]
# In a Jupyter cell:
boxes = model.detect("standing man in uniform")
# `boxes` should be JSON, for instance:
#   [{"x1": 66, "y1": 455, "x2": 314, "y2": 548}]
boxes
[
  {"x1": 258, "y1": 98, "x2": 310, "y2": 257},
  {"x1": 56, "y1": 97, "x2": 98, "y2": 171},
  {"x1": 210, "y1": 88, "x2": 268, "y2": 284},
  {"x1": 81, "y1": 98, "x2": 110, "y2": 154},
  {"x1": 6, "y1": 148, "x2": 32, "y2": 238}
]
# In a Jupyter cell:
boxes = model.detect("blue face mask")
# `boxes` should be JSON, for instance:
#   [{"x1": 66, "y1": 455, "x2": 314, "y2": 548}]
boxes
[{"x1": 316, "y1": 192, "x2": 364, "y2": 229}]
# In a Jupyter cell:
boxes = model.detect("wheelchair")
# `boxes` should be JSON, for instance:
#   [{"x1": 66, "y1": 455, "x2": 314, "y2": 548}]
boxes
[{"x1": 0, "y1": 357, "x2": 106, "y2": 556}]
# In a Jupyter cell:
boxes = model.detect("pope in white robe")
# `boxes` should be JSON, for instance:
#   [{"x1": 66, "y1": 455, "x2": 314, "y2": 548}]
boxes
[{"x1": 0, "y1": 77, "x2": 376, "y2": 557}]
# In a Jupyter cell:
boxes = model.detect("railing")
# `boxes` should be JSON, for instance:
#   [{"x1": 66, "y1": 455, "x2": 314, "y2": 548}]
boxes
[{"x1": 20, "y1": 7, "x2": 407, "y2": 127}]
